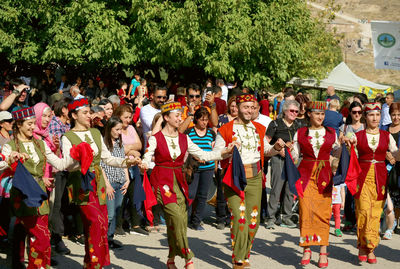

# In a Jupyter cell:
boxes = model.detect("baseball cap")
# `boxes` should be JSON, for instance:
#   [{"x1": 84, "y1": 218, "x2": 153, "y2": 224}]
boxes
[{"x1": 0, "y1": 111, "x2": 13, "y2": 122}]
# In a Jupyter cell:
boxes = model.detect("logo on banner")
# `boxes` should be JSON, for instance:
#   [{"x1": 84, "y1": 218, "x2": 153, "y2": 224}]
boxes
[{"x1": 378, "y1": 33, "x2": 396, "y2": 48}]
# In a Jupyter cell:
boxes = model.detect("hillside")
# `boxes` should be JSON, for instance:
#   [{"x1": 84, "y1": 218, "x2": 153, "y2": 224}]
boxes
[{"x1": 310, "y1": 0, "x2": 400, "y2": 87}]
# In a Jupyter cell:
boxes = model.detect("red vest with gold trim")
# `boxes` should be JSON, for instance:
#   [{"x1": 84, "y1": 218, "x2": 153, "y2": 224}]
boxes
[
  {"x1": 355, "y1": 130, "x2": 389, "y2": 201},
  {"x1": 297, "y1": 126, "x2": 335, "y2": 194},
  {"x1": 150, "y1": 131, "x2": 191, "y2": 205}
]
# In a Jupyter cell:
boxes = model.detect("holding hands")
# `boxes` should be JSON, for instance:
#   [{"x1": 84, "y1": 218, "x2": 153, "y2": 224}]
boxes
[{"x1": 9, "y1": 152, "x2": 30, "y2": 165}]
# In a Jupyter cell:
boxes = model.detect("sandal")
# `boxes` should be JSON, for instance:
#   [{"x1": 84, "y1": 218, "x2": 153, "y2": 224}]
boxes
[
  {"x1": 166, "y1": 259, "x2": 176, "y2": 269},
  {"x1": 318, "y1": 253, "x2": 328, "y2": 268},
  {"x1": 301, "y1": 249, "x2": 312, "y2": 266}
]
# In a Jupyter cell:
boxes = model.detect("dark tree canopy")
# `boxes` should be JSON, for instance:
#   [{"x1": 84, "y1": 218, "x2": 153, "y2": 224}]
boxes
[{"x1": 0, "y1": 0, "x2": 342, "y2": 87}]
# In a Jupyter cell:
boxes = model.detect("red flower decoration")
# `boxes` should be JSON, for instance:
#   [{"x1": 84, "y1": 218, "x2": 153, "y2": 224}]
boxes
[
  {"x1": 101, "y1": 187, "x2": 105, "y2": 193},
  {"x1": 305, "y1": 235, "x2": 309, "y2": 243},
  {"x1": 313, "y1": 234, "x2": 318, "y2": 242},
  {"x1": 231, "y1": 234, "x2": 235, "y2": 239},
  {"x1": 238, "y1": 218, "x2": 246, "y2": 224},
  {"x1": 249, "y1": 223, "x2": 257, "y2": 229}
]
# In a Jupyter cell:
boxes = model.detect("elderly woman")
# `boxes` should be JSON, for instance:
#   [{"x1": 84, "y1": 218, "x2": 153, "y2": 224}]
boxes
[
  {"x1": 349, "y1": 102, "x2": 400, "y2": 264},
  {"x1": 265, "y1": 99, "x2": 302, "y2": 229}
]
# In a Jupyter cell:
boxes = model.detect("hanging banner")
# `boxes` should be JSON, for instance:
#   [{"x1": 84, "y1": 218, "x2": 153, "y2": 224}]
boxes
[
  {"x1": 371, "y1": 21, "x2": 400, "y2": 71},
  {"x1": 359, "y1": 86, "x2": 393, "y2": 99}
]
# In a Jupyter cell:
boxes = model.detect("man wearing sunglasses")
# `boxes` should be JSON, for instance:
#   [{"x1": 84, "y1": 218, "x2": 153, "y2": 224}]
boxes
[
  {"x1": 178, "y1": 84, "x2": 218, "y2": 133},
  {"x1": 140, "y1": 86, "x2": 168, "y2": 141}
]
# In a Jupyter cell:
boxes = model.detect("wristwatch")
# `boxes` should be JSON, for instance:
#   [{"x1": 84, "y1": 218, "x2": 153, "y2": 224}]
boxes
[
  {"x1": 210, "y1": 103, "x2": 216, "y2": 109},
  {"x1": 12, "y1": 89, "x2": 20, "y2": 95}
]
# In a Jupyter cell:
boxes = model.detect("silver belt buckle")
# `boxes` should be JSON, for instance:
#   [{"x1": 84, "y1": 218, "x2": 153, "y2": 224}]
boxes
[{"x1": 371, "y1": 159, "x2": 377, "y2": 163}]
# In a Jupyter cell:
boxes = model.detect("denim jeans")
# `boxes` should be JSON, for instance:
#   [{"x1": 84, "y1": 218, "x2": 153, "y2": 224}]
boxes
[
  {"x1": 107, "y1": 181, "x2": 124, "y2": 240},
  {"x1": 188, "y1": 169, "x2": 215, "y2": 227}
]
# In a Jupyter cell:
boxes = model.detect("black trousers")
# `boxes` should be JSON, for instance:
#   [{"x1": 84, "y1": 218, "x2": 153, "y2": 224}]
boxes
[
  {"x1": 50, "y1": 171, "x2": 69, "y2": 237},
  {"x1": 215, "y1": 168, "x2": 230, "y2": 225}
]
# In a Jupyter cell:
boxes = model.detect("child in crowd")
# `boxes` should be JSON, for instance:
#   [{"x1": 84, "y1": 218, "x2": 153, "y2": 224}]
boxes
[
  {"x1": 269, "y1": 104, "x2": 276, "y2": 120},
  {"x1": 101, "y1": 117, "x2": 130, "y2": 249},
  {"x1": 332, "y1": 183, "x2": 346, "y2": 237}
]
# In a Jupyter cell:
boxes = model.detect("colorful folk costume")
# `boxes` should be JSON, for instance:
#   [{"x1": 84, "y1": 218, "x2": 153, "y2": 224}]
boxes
[
  {"x1": 2, "y1": 107, "x2": 71, "y2": 269},
  {"x1": 215, "y1": 94, "x2": 279, "y2": 267},
  {"x1": 353, "y1": 103, "x2": 400, "y2": 256},
  {"x1": 291, "y1": 101, "x2": 340, "y2": 248},
  {"x1": 61, "y1": 98, "x2": 130, "y2": 269},
  {"x1": 142, "y1": 102, "x2": 223, "y2": 263}
]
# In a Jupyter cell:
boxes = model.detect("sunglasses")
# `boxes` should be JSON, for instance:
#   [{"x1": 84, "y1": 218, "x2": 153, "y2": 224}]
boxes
[
  {"x1": 289, "y1": 109, "x2": 299, "y2": 114},
  {"x1": 155, "y1": 96, "x2": 167, "y2": 100},
  {"x1": 351, "y1": 110, "x2": 362, "y2": 115},
  {"x1": 189, "y1": 94, "x2": 201, "y2": 99}
]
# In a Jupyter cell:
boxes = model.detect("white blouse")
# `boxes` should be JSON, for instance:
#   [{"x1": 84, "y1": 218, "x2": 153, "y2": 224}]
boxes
[
  {"x1": 61, "y1": 130, "x2": 127, "y2": 171},
  {"x1": 291, "y1": 128, "x2": 341, "y2": 161},
  {"x1": 143, "y1": 133, "x2": 222, "y2": 167},
  {"x1": 2, "y1": 141, "x2": 72, "y2": 171}
]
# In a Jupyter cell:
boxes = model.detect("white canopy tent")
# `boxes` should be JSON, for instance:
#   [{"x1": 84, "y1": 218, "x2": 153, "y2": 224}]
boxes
[{"x1": 288, "y1": 62, "x2": 391, "y2": 93}]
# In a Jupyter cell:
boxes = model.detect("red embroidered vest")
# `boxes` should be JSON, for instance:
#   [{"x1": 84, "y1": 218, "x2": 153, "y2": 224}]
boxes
[
  {"x1": 297, "y1": 126, "x2": 336, "y2": 194},
  {"x1": 150, "y1": 131, "x2": 191, "y2": 205},
  {"x1": 218, "y1": 120, "x2": 266, "y2": 169},
  {"x1": 355, "y1": 130, "x2": 389, "y2": 201}
]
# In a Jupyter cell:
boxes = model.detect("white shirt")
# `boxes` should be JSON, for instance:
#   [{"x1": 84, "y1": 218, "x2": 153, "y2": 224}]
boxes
[
  {"x1": 74, "y1": 93, "x2": 85, "y2": 100},
  {"x1": 254, "y1": 113, "x2": 272, "y2": 129},
  {"x1": 61, "y1": 130, "x2": 127, "y2": 171},
  {"x1": 140, "y1": 104, "x2": 161, "y2": 138},
  {"x1": 2, "y1": 141, "x2": 72, "y2": 172},
  {"x1": 291, "y1": 128, "x2": 341, "y2": 161},
  {"x1": 143, "y1": 133, "x2": 222, "y2": 167},
  {"x1": 221, "y1": 85, "x2": 228, "y2": 102},
  {"x1": 213, "y1": 122, "x2": 279, "y2": 165}
]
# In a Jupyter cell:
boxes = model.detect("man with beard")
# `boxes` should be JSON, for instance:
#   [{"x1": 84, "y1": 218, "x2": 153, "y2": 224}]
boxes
[
  {"x1": 214, "y1": 93, "x2": 285, "y2": 269},
  {"x1": 140, "y1": 86, "x2": 168, "y2": 144},
  {"x1": 0, "y1": 78, "x2": 30, "y2": 112}
]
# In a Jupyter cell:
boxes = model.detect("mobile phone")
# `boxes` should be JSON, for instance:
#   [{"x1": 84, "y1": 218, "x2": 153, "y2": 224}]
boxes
[{"x1": 169, "y1": 94, "x2": 175, "y2": 100}]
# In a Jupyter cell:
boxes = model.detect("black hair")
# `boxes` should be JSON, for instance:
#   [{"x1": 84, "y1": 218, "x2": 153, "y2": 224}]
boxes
[
  {"x1": 53, "y1": 98, "x2": 71, "y2": 117},
  {"x1": 345, "y1": 101, "x2": 364, "y2": 125},
  {"x1": 193, "y1": 107, "x2": 210, "y2": 125},
  {"x1": 353, "y1": 93, "x2": 368, "y2": 105},
  {"x1": 188, "y1": 83, "x2": 200, "y2": 91},
  {"x1": 98, "y1": 98, "x2": 112, "y2": 106},
  {"x1": 103, "y1": 116, "x2": 123, "y2": 151},
  {"x1": 212, "y1": 86, "x2": 222, "y2": 94}
]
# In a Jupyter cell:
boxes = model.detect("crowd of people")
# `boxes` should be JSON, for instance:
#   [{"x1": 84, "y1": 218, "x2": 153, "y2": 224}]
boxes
[{"x1": 0, "y1": 67, "x2": 399, "y2": 269}]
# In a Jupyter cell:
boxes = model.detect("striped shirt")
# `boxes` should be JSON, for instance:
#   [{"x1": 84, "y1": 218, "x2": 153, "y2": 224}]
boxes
[{"x1": 185, "y1": 127, "x2": 216, "y2": 170}]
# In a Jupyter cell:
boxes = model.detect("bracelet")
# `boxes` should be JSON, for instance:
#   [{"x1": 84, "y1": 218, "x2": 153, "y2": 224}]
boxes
[
  {"x1": 12, "y1": 90, "x2": 20, "y2": 95},
  {"x1": 210, "y1": 103, "x2": 216, "y2": 109}
]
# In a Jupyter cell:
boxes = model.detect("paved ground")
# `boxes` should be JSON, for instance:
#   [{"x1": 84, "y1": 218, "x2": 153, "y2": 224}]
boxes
[{"x1": 1, "y1": 207, "x2": 399, "y2": 269}]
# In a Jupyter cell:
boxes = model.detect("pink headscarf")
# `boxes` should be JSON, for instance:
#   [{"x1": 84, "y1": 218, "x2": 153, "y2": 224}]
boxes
[{"x1": 33, "y1": 103, "x2": 57, "y2": 152}]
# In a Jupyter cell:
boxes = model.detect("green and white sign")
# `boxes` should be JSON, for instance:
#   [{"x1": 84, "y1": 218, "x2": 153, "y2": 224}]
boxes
[{"x1": 371, "y1": 21, "x2": 400, "y2": 71}]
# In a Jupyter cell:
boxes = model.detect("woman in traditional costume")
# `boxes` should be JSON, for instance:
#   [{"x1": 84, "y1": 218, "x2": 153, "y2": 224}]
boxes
[
  {"x1": 350, "y1": 102, "x2": 400, "y2": 264},
  {"x1": 291, "y1": 101, "x2": 341, "y2": 268},
  {"x1": 141, "y1": 102, "x2": 234, "y2": 269},
  {"x1": 61, "y1": 98, "x2": 138, "y2": 268},
  {"x1": 2, "y1": 107, "x2": 73, "y2": 268}
]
